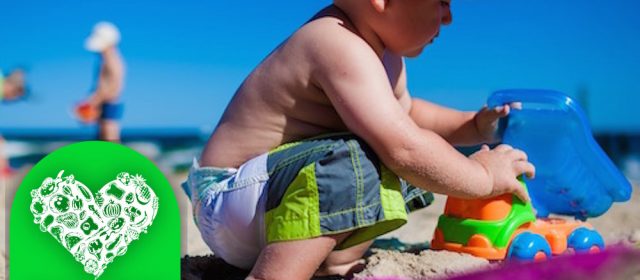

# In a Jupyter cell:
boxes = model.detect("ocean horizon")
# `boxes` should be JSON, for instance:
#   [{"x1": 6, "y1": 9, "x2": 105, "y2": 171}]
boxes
[
  {"x1": 0, "y1": 126, "x2": 210, "y2": 142},
  {"x1": 3, "y1": 127, "x2": 640, "y2": 183}
]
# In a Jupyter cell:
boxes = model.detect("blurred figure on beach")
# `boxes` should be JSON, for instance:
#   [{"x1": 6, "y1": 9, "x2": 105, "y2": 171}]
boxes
[
  {"x1": 0, "y1": 137, "x2": 9, "y2": 177},
  {"x1": 77, "y1": 22, "x2": 125, "y2": 142},
  {"x1": 1, "y1": 68, "x2": 27, "y2": 177},
  {"x1": 1, "y1": 68, "x2": 26, "y2": 103}
]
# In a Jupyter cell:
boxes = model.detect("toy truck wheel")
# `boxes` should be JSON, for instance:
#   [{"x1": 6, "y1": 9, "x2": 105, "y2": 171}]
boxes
[
  {"x1": 507, "y1": 232, "x2": 552, "y2": 261},
  {"x1": 568, "y1": 227, "x2": 605, "y2": 253}
]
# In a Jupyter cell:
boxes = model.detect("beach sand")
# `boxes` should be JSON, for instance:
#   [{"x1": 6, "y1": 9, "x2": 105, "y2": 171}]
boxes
[
  {"x1": 179, "y1": 179, "x2": 640, "y2": 279},
  {"x1": 2, "y1": 166, "x2": 639, "y2": 280}
]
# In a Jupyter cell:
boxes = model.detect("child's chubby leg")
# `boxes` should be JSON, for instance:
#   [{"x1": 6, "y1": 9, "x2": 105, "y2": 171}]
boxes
[
  {"x1": 248, "y1": 231, "x2": 368, "y2": 280},
  {"x1": 316, "y1": 239, "x2": 373, "y2": 277},
  {"x1": 99, "y1": 119, "x2": 121, "y2": 142},
  {"x1": 248, "y1": 233, "x2": 373, "y2": 279}
]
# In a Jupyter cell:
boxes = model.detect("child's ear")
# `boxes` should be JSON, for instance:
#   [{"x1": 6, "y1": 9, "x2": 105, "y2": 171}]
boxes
[{"x1": 369, "y1": 0, "x2": 388, "y2": 13}]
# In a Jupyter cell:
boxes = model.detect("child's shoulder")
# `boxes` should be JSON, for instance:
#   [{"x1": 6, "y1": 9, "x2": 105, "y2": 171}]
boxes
[{"x1": 287, "y1": 8, "x2": 380, "y2": 66}]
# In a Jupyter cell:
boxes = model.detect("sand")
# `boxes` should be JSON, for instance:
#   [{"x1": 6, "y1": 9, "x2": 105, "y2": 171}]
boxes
[
  {"x1": 352, "y1": 250, "x2": 492, "y2": 280},
  {"x1": 2, "y1": 166, "x2": 639, "y2": 280},
  {"x1": 357, "y1": 189, "x2": 640, "y2": 279}
]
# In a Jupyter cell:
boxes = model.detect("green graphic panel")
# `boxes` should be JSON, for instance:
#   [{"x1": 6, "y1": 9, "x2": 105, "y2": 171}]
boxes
[{"x1": 10, "y1": 141, "x2": 180, "y2": 279}]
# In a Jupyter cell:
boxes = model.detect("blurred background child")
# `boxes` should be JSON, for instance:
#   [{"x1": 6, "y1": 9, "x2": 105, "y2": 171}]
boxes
[
  {"x1": 1, "y1": 68, "x2": 27, "y2": 177},
  {"x1": 77, "y1": 22, "x2": 126, "y2": 142}
]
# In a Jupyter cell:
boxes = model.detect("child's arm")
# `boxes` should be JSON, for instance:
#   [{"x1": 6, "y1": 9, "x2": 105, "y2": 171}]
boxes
[
  {"x1": 409, "y1": 98, "x2": 517, "y2": 146},
  {"x1": 310, "y1": 30, "x2": 533, "y2": 201},
  {"x1": 391, "y1": 59, "x2": 512, "y2": 146},
  {"x1": 409, "y1": 98, "x2": 478, "y2": 146}
]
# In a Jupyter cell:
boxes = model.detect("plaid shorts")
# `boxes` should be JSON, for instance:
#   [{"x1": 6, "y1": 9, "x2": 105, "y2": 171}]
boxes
[{"x1": 182, "y1": 133, "x2": 433, "y2": 269}]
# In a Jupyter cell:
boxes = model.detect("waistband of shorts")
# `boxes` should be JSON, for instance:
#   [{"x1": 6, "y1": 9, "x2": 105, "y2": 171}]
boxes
[
  {"x1": 190, "y1": 158, "x2": 238, "y2": 177},
  {"x1": 182, "y1": 158, "x2": 238, "y2": 201}
]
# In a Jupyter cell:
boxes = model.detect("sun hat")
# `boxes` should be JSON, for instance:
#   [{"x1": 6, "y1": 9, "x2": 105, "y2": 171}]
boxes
[{"x1": 85, "y1": 21, "x2": 120, "y2": 52}]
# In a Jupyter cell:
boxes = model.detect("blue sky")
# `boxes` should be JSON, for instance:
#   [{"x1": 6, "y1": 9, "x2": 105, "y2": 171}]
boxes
[{"x1": 1, "y1": 0, "x2": 639, "y2": 133}]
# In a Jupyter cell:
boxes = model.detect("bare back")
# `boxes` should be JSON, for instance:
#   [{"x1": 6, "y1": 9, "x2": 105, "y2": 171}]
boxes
[{"x1": 201, "y1": 6, "x2": 408, "y2": 168}]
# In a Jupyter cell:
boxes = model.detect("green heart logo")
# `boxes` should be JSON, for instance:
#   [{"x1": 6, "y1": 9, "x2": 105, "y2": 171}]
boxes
[{"x1": 30, "y1": 170, "x2": 159, "y2": 278}]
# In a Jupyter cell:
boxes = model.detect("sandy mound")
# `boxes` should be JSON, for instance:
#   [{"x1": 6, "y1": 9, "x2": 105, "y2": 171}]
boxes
[{"x1": 354, "y1": 250, "x2": 492, "y2": 280}]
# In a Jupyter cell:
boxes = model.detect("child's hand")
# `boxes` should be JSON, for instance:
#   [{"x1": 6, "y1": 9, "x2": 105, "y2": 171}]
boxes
[
  {"x1": 74, "y1": 101, "x2": 100, "y2": 124},
  {"x1": 470, "y1": 144, "x2": 535, "y2": 202},
  {"x1": 474, "y1": 102, "x2": 521, "y2": 143}
]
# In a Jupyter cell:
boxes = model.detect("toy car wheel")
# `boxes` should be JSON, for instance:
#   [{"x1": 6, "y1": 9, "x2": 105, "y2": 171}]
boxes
[
  {"x1": 568, "y1": 227, "x2": 605, "y2": 253},
  {"x1": 507, "y1": 232, "x2": 552, "y2": 261}
]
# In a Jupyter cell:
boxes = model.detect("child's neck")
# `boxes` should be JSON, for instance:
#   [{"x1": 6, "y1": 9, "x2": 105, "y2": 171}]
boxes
[
  {"x1": 330, "y1": 5, "x2": 386, "y2": 60},
  {"x1": 101, "y1": 47, "x2": 119, "y2": 57}
]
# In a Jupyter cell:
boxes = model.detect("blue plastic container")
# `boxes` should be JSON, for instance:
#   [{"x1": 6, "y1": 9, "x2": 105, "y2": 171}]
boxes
[{"x1": 487, "y1": 89, "x2": 632, "y2": 220}]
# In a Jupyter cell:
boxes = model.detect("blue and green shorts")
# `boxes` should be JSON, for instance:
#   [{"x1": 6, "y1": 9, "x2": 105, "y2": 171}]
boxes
[
  {"x1": 182, "y1": 134, "x2": 433, "y2": 269},
  {"x1": 101, "y1": 102, "x2": 124, "y2": 120}
]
